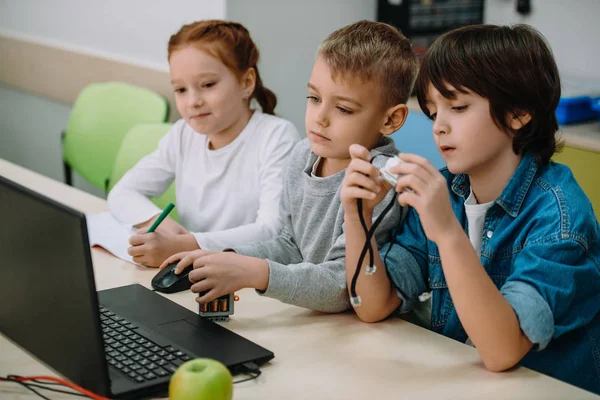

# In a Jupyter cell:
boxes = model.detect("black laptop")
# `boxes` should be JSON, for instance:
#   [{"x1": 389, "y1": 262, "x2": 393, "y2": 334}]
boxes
[{"x1": 0, "y1": 175, "x2": 274, "y2": 399}]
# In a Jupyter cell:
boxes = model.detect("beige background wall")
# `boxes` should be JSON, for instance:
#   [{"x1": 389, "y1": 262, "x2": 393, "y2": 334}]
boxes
[{"x1": 0, "y1": 35, "x2": 179, "y2": 122}]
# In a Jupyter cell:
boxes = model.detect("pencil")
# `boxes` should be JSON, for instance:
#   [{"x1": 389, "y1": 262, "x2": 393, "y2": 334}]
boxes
[{"x1": 146, "y1": 203, "x2": 175, "y2": 233}]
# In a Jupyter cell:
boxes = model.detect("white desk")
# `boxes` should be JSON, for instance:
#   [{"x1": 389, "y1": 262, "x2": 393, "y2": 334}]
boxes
[{"x1": 1, "y1": 158, "x2": 598, "y2": 400}]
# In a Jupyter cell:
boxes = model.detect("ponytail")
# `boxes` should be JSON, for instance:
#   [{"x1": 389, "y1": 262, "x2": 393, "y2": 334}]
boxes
[{"x1": 252, "y1": 73, "x2": 277, "y2": 115}]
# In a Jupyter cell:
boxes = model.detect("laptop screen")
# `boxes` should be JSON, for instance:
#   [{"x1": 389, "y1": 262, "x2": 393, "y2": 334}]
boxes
[{"x1": 0, "y1": 176, "x2": 111, "y2": 396}]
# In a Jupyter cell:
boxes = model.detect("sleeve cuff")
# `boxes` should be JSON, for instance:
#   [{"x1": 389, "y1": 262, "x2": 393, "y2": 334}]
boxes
[
  {"x1": 193, "y1": 234, "x2": 250, "y2": 252},
  {"x1": 501, "y1": 280, "x2": 554, "y2": 350},
  {"x1": 119, "y1": 208, "x2": 162, "y2": 228},
  {"x1": 395, "y1": 289, "x2": 417, "y2": 314},
  {"x1": 254, "y1": 260, "x2": 293, "y2": 302},
  {"x1": 381, "y1": 242, "x2": 427, "y2": 314},
  {"x1": 193, "y1": 232, "x2": 211, "y2": 250},
  {"x1": 230, "y1": 243, "x2": 267, "y2": 259}
]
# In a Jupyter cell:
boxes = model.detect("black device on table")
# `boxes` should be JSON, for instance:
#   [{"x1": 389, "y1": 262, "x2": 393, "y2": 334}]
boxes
[
  {"x1": 151, "y1": 262, "x2": 193, "y2": 293},
  {"x1": 0, "y1": 175, "x2": 273, "y2": 399}
]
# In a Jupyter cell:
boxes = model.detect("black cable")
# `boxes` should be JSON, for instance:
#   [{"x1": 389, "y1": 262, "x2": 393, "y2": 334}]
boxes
[
  {"x1": 350, "y1": 153, "x2": 397, "y2": 304},
  {"x1": 234, "y1": 361, "x2": 262, "y2": 384},
  {"x1": 3, "y1": 375, "x2": 93, "y2": 398},
  {"x1": 0, "y1": 377, "x2": 52, "y2": 400},
  {"x1": 20, "y1": 382, "x2": 89, "y2": 397},
  {"x1": 357, "y1": 199, "x2": 374, "y2": 272},
  {"x1": 350, "y1": 194, "x2": 398, "y2": 303},
  {"x1": 233, "y1": 371, "x2": 261, "y2": 384}
]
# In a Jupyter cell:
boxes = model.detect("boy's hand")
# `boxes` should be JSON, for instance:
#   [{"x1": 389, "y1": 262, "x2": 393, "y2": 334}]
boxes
[
  {"x1": 186, "y1": 252, "x2": 268, "y2": 304},
  {"x1": 341, "y1": 144, "x2": 391, "y2": 219},
  {"x1": 135, "y1": 216, "x2": 187, "y2": 236},
  {"x1": 127, "y1": 231, "x2": 200, "y2": 268},
  {"x1": 160, "y1": 249, "x2": 218, "y2": 273},
  {"x1": 392, "y1": 153, "x2": 461, "y2": 243}
]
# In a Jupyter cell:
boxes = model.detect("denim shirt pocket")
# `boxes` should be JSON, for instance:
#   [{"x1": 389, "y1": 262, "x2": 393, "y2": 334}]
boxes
[{"x1": 427, "y1": 252, "x2": 454, "y2": 332}]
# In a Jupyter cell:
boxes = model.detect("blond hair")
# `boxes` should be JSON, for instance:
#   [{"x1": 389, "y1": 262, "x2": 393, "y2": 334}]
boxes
[{"x1": 319, "y1": 20, "x2": 419, "y2": 107}]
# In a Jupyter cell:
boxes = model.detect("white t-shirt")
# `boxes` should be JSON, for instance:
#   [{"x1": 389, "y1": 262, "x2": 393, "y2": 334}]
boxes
[
  {"x1": 310, "y1": 156, "x2": 324, "y2": 179},
  {"x1": 107, "y1": 110, "x2": 299, "y2": 250},
  {"x1": 464, "y1": 189, "x2": 494, "y2": 347},
  {"x1": 464, "y1": 189, "x2": 494, "y2": 257}
]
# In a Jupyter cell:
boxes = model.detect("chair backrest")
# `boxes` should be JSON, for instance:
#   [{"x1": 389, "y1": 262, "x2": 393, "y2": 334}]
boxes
[
  {"x1": 108, "y1": 122, "x2": 178, "y2": 221},
  {"x1": 62, "y1": 82, "x2": 169, "y2": 190}
]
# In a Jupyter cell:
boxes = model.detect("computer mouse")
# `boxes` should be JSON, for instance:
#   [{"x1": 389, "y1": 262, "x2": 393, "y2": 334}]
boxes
[{"x1": 151, "y1": 262, "x2": 194, "y2": 294}]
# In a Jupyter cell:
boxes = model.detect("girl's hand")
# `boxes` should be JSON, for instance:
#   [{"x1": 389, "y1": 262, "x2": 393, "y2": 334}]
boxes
[
  {"x1": 135, "y1": 216, "x2": 187, "y2": 236},
  {"x1": 341, "y1": 144, "x2": 391, "y2": 219},
  {"x1": 186, "y1": 252, "x2": 269, "y2": 304},
  {"x1": 127, "y1": 231, "x2": 200, "y2": 268},
  {"x1": 391, "y1": 153, "x2": 461, "y2": 243}
]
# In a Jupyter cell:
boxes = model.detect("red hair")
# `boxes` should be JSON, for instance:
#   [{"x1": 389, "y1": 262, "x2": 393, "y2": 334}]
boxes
[{"x1": 168, "y1": 20, "x2": 277, "y2": 115}]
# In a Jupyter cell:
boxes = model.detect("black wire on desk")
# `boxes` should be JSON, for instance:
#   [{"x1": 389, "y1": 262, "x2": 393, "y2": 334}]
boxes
[
  {"x1": 234, "y1": 371, "x2": 262, "y2": 384},
  {"x1": 0, "y1": 376, "x2": 53, "y2": 400},
  {"x1": 19, "y1": 383, "x2": 89, "y2": 398},
  {"x1": 234, "y1": 361, "x2": 262, "y2": 384},
  {"x1": 2, "y1": 375, "x2": 93, "y2": 398},
  {"x1": 2, "y1": 362, "x2": 264, "y2": 398}
]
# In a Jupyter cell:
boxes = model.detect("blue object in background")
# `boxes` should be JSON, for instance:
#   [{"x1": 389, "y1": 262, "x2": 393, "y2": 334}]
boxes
[
  {"x1": 555, "y1": 96, "x2": 600, "y2": 125},
  {"x1": 591, "y1": 98, "x2": 600, "y2": 124},
  {"x1": 390, "y1": 111, "x2": 445, "y2": 170}
]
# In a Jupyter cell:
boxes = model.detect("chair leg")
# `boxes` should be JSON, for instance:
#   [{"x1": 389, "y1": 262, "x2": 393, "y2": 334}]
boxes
[{"x1": 63, "y1": 161, "x2": 73, "y2": 186}]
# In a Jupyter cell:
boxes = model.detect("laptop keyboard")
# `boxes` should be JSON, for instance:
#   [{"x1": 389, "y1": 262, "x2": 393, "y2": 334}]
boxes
[{"x1": 99, "y1": 306, "x2": 191, "y2": 384}]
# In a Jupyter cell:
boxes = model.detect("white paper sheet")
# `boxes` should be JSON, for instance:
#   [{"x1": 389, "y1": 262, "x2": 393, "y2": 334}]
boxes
[{"x1": 85, "y1": 212, "x2": 143, "y2": 266}]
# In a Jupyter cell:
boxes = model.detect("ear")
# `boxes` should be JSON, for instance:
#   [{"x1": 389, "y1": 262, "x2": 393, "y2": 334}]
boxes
[
  {"x1": 380, "y1": 104, "x2": 409, "y2": 136},
  {"x1": 509, "y1": 110, "x2": 532, "y2": 130},
  {"x1": 240, "y1": 67, "x2": 257, "y2": 98}
]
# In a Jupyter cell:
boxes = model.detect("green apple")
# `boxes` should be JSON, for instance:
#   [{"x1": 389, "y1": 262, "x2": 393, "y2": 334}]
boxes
[{"x1": 169, "y1": 358, "x2": 233, "y2": 400}]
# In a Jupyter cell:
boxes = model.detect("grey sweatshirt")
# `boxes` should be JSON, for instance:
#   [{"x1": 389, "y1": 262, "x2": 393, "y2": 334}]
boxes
[{"x1": 233, "y1": 137, "x2": 403, "y2": 313}]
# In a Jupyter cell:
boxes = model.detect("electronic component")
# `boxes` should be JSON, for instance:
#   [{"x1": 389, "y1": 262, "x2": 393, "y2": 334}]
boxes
[
  {"x1": 198, "y1": 292, "x2": 237, "y2": 322},
  {"x1": 379, "y1": 155, "x2": 403, "y2": 186}
]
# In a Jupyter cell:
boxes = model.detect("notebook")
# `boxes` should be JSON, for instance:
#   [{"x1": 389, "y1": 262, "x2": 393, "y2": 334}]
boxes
[{"x1": 86, "y1": 211, "x2": 142, "y2": 266}]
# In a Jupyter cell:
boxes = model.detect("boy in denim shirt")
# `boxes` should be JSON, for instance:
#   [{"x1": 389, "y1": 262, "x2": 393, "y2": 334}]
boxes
[{"x1": 341, "y1": 24, "x2": 600, "y2": 394}]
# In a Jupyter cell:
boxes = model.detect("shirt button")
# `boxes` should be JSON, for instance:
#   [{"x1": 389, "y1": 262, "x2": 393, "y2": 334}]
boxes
[{"x1": 486, "y1": 231, "x2": 493, "y2": 238}]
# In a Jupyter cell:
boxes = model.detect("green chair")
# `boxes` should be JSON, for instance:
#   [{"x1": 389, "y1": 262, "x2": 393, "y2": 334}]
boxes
[
  {"x1": 62, "y1": 82, "x2": 169, "y2": 191},
  {"x1": 107, "y1": 122, "x2": 178, "y2": 221}
]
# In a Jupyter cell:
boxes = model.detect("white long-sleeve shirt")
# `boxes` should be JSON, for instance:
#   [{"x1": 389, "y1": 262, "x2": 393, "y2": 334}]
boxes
[{"x1": 107, "y1": 110, "x2": 299, "y2": 250}]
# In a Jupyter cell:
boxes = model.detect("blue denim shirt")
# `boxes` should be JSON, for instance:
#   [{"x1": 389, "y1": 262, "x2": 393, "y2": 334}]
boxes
[{"x1": 382, "y1": 152, "x2": 600, "y2": 394}]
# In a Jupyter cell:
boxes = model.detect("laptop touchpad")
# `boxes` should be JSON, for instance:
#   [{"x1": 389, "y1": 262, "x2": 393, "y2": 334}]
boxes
[{"x1": 153, "y1": 319, "x2": 252, "y2": 362}]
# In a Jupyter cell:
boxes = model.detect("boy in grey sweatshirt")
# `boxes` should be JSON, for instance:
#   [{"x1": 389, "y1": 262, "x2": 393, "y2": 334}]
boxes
[{"x1": 161, "y1": 20, "x2": 420, "y2": 313}]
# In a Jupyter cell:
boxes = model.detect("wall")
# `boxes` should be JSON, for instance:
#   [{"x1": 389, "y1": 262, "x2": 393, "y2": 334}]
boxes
[
  {"x1": 484, "y1": 0, "x2": 600, "y2": 81},
  {"x1": 0, "y1": 0, "x2": 226, "y2": 70},
  {"x1": 227, "y1": 0, "x2": 377, "y2": 133}
]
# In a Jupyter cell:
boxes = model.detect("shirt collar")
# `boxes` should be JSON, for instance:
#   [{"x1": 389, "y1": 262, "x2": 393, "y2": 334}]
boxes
[{"x1": 450, "y1": 152, "x2": 539, "y2": 218}]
